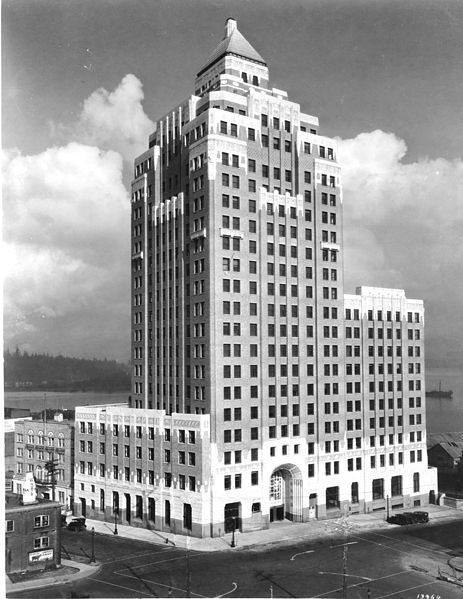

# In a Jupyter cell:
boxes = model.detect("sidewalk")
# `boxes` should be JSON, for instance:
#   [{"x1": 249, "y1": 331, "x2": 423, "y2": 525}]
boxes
[
  {"x1": 82, "y1": 503, "x2": 463, "y2": 553},
  {"x1": 6, "y1": 559, "x2": 101, "y2": 595}
]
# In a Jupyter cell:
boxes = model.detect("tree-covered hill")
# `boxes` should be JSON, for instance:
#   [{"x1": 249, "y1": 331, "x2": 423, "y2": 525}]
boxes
[{"x1": 4, "y1": 349, "x2": 131, "y2": 392}]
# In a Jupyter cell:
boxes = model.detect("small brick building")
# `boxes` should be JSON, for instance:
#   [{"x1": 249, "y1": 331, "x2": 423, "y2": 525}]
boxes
[{"x1": 5, "y1": 473, "x2": 62, "y2": 574}]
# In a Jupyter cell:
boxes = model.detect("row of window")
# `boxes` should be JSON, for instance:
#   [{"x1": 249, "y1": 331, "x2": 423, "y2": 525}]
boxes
[
  {"x1": 78, "y1": 422, "x2": 196, "y2": 444},
  {"x1": 16, "y1": 448, "x2": 65, "y2": 461},
  {"x1": 222, "y1": 279, "x2": 338, "y2": 300},
  {"x1": 224, "y1": 471, "x2": 258, "y2": 490},
  {"x1": 16, "y1": 434, "x2": 65, "y2": 447},
  {"x1": 368, "y1": 327, "x2": 421, "y2": 340},
  {"x1": 368, "y1": 380, "x2": 422, "y2": 393},
  {"x1": 346, "y1": 362, "x2": 422, "y2": 376}
]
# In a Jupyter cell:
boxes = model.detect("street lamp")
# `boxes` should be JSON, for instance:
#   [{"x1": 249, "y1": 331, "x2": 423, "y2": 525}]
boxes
[
  {"x1": 114, "y1": 511, "x2": 118, "y2": 535},
  {"x1": 386, "y1": 495, "x2": 390, "y2": 520},
  {"x1": 231, "y1": 517, "x2": 237, "y2": 548},
  {"x1": 90, "y1": 527, "x2": 96, "y2": 563}
]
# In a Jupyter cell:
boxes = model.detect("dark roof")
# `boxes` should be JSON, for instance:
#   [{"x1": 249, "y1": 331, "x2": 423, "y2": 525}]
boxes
[
  {"x1": 5, "y1": 492, "x2": 61, "y2": 512},
  {"x1": 197, "y1": 22, "x2": 266, "y2": 77},
  {"x1": 429, "y1": 442, "x2": 463, "y2": 460},
  {"x1": 427, "y1": 431, "x2": 463, "y2": 449}
]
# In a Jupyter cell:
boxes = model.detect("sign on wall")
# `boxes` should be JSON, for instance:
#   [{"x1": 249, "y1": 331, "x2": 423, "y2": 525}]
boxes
[{"x1": 28, "y1": 549, "x2": 54, "y2": 564}]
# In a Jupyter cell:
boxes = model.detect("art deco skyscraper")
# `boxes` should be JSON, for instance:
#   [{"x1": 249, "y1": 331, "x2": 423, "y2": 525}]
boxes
[{"x1": 73, "y1": 19, "x2": 437, "y2": 536}]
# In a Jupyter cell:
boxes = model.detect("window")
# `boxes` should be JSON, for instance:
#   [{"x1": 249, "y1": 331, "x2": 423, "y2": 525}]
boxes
[
  {"x1": 326, "y1": 486, "x2": 339, "y2": 509},
  {"x1": 372, "y1": 478, "x2": 384, "y2": 500},
  {"x1": 6, "y1": 520, "x2": 14, "y2": 532},
  {"x1": 391, "y1": 475, "x2": 402, "y2": 496},
  {"x1": 34, "y1": 536, "x2": 49, "y2": 549},
  {"x1": 34, "y1": 515, "x2": 50, "y2": 528}
]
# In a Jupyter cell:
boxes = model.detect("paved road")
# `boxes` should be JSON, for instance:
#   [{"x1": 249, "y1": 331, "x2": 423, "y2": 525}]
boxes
[{"x1": 9, "y1": 520, "x2": 463, "y2": 598}]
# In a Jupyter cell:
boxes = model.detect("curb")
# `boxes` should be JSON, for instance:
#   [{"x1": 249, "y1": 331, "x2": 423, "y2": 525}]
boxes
[
  {"x1": 6, "y1": 560, "x2": 102, "y2": 594},
  {"x1": 448, "y1": 556, "x2": 463, "y2": 573},
  {"x1": 80, "y1": 505, "x2": 463, "y2": 554}
]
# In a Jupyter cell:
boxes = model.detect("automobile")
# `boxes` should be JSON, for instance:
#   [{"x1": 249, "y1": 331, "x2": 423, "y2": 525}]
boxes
[
  {"x1": 67, "y1": 517, "x2": 87, "y2": 531},
  {"x1": 387, "y1": 511, "x2": 429, "y2": 525},
  {"x1": 387, "y1": 512, "x2": 415, "y2": 525},
  {"x1": 412, "y1": 511, "x2": 429, "y2": 523}
]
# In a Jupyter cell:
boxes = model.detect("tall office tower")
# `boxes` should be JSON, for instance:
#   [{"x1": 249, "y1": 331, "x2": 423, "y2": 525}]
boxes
[{"x1": 72, "y1": 19, "x2": 437, "y2": 536}]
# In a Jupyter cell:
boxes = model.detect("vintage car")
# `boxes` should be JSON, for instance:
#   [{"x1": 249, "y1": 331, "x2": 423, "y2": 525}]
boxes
[
  {"x1": 387, "y1": 511, "x2": 429, "y2": 525},
  {"x1": 67, "y1": 517, "x2": 87, "y2": 531}
]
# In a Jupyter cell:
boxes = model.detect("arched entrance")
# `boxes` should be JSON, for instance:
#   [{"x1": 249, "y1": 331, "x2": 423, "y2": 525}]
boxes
[{"x1": 269, "y1": 464, "x2": 303, "y2": 523}]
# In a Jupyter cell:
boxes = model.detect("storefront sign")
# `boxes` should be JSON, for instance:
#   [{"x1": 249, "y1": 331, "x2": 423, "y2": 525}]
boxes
[{"x1": 28, "y1": 549, "x2": 54, "y2": 563}]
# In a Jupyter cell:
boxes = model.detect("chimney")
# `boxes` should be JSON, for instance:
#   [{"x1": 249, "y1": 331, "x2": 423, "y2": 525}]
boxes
[{"x1": 225, "y1": 18, "x2": 237, "y2": 38}]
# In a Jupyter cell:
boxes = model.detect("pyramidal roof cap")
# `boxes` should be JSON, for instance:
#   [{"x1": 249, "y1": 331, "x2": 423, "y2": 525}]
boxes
[{"x1": 197, "y1": 18, "x2": 267, "y2": 77}]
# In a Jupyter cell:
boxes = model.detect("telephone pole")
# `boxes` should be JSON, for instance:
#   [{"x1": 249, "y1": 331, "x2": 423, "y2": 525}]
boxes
[{"x1": 45, "y1": 452, "x2": 58, "y2": 502}]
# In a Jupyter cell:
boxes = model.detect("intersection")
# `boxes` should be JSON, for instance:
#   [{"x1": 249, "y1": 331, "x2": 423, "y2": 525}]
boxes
[{"x1": 8, "y1": 509, "x2": 463, "y2": 598}]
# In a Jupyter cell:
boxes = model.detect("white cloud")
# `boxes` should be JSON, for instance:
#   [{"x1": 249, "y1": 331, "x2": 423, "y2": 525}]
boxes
[
  {"x1": 3, "y1": 142, "x2": 130, "y2": 360},
  {"x1": 339, "y1": 130, "x2": 463, "y2": 367},
  {"x1": 74, "y1": 74, "x2": 155, "y2": 162},
  {"x1": 3, "y1": 74, "x2": 155, "y2": 360}
]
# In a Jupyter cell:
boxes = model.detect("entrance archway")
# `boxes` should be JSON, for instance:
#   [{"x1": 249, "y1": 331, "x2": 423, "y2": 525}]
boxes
[{"x1": 269, "y1": 464, "x2": 303, "y2": 523}]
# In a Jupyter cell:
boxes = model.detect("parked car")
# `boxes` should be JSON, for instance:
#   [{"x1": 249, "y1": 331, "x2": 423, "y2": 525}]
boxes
[
  {"x1": 387, "y1": 511, "x2": 429, "y2": 525},
  {"x1": 387, "y1": 512, "x2": 415, "y2": 525},
  {"x1": 412, "y1": 511, "x2": 429, "y2": 523},
  {"x1": 67, "y1": 517, "x2": 87, "y2": 531}
]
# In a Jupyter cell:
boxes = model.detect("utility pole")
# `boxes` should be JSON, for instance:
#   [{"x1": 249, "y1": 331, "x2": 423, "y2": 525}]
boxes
[
  {"x1": 332, "y1": 507, "x2": 351, "y2": 599},
  {"x1": 45, "y1": 452, "x2": 58, "y2": 502},
  {"x1": 342, "y1": 542, "x2": 348, "y2": 599},
  {"x1": 186, "y1": 532, "x2": 191, "y2": 597}
]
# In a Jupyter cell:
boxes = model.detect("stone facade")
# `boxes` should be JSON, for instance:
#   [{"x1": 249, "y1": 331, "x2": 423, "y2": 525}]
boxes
[
  {"x1": 88, "y1": 19, "x2": 440, "y2": 537},
  {"x1": 73, "y1": 404, "x2": 211, "y2": 537}
]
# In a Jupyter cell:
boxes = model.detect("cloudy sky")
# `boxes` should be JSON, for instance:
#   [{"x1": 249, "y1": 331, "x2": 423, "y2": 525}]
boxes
[{"x1": 3, "y1": 0, "x2": 463, "y2": 369}]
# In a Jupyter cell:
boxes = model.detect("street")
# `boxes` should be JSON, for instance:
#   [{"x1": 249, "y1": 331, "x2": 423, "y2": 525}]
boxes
[{"x1": 8, "y1": 518, "x2": 463, "y2": 598}]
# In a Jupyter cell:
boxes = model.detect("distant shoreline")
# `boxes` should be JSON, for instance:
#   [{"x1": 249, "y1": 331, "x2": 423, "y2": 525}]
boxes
[{"x1": 4, "y1": 387, "x2": 130, "y2": 394}]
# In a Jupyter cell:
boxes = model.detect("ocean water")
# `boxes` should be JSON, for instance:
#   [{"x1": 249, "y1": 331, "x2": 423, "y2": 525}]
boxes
[
  {"x1": 3, "y1": 390, "x2": 129, "y2": 413},
  {"x1": 426, "y1": 369, "x2": 463, "y2": 433},
  {"x1": 4, "y1": 371, "x2": 463, "y2": 434}
]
